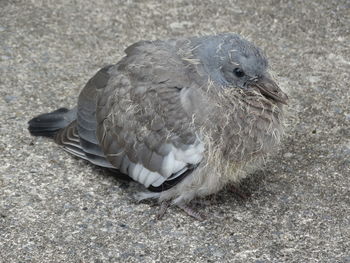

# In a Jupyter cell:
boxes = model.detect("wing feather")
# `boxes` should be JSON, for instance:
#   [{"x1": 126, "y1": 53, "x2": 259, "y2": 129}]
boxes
[{"x1": 96, "y1": 41, "x2": 204, "y2": 190}]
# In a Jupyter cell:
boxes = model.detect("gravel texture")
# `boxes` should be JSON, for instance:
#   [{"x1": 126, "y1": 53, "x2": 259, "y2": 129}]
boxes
[{"x1": 1, "y1": 0, "x2": 349, "y2": 262}]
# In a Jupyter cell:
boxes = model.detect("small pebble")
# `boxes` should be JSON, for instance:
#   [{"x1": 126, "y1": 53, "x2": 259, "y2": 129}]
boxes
[
  {"x1": 4, "y1": 95, "x2": 17, "y2": 103},
  {"x1": 283, "y1": 152, "x2": 293, "y2": 158}
]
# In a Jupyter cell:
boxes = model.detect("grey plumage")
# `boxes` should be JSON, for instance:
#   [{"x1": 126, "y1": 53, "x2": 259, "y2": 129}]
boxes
[{"x1": 28, "y1": 33, "x2": 288, "y2": 213}]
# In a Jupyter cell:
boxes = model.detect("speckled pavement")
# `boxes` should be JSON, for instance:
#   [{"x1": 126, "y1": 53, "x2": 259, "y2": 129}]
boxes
[{"x1": 1, "y1": 0, "x2": 349, "y2": 262}]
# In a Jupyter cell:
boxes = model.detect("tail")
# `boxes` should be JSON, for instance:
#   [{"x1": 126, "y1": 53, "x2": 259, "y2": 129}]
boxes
[{"x1": 28, "y1": 107, "x2": 77, "y2": 137}]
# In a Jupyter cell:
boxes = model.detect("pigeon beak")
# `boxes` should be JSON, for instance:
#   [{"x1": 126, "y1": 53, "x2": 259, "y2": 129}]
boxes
[{"x1": 248, "y1": 76, "x2": 288, "y2": 105}]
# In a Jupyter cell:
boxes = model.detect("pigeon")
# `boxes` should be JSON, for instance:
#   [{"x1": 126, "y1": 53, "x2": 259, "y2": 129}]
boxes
[{"x1": 28, "y1": 33, "x2": 288, "y2": 219}]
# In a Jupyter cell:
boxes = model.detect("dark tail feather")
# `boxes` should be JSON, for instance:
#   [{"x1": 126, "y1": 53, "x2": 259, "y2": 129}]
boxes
[{"x1": 28, "y1": 107, "x2": 77, "y2": 137}]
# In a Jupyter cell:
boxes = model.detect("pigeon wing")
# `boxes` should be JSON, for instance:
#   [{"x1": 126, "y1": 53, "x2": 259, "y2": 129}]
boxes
[{"x1": 96, "y1": 40, "x2": 204, "y2": 190}]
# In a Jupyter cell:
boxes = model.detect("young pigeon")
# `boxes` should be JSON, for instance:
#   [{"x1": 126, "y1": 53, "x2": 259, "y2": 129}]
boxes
[{"x1": 28, "y1": 33, "x2": 288, "y2": 219}]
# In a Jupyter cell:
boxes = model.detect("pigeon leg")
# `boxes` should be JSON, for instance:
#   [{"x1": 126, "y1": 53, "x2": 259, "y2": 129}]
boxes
[
  {"x1": 178, "y1": 203, "x2": 205, "y2": 221},
  {"x1": 156, "y1": 200, "x2": 171, "y2": 220}
]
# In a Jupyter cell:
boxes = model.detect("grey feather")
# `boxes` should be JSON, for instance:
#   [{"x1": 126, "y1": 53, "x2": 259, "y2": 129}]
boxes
[{"x1": 28, "y1": 107, "x2": 77, "y2": 137}]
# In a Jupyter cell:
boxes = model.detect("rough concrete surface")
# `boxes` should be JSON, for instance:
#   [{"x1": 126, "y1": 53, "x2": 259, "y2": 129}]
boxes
[{"x1": 0, "y1": 0, "x2": 349, "y2": 262}]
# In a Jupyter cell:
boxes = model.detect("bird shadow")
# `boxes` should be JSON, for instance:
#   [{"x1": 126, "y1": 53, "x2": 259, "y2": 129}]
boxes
[
  {"x1": 71, "y1": 155, "x2": 286, "y2": 222},
  {"x1": 205, "y1": 168, "x2": 270, "y2": 206}
]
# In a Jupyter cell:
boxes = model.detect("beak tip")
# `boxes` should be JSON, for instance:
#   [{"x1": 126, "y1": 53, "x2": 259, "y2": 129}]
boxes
[{"x1": 249, "y1": 77, "x2": 289, "y2": 105}]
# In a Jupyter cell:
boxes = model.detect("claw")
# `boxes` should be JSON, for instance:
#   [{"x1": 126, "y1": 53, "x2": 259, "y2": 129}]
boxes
[
  {"x1": 178, "y1": 203, "x2": 206, "y2": 221},
  {"x1": 155, "y1": 201, "x2": 206, "y2": 221}
]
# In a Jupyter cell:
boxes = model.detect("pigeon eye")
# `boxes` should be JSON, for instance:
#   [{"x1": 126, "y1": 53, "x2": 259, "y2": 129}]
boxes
[{"x1": 233, "y1": 68, "x2": 245, "y2": 78}]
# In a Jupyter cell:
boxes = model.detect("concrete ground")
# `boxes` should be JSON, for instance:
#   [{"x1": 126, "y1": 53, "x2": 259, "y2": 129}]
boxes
[{"x1": 1, "y1": 0, "x2": 349, "y2": 262}]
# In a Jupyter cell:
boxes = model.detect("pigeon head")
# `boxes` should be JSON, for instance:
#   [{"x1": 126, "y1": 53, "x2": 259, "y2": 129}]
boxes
[{"x1": 193, "y1": 33, "x2": 288, "y2": 105}]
